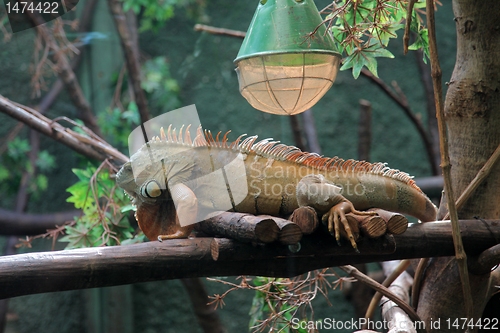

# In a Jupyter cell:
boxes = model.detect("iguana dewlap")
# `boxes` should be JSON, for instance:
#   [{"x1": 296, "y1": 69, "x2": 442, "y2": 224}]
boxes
[{"x1": 116, "y1": 126, "x2": 437, "y2": 248}]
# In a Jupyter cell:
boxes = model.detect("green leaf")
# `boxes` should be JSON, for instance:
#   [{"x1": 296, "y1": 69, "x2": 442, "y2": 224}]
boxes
[
  {"x1": 35, "y1": 174, "x2": 48, "y2": 191},
  {"x1": 64, "y1": 165, "x2": 138, "y2": 249},
  {"x1": 7, "y1": 138, "x2": 30, "y2": 159},
  {"x1": 341, "y1": 39, "x2": 394, "y2": 78},
  {"x1": 409, "y1": 28, "x2": 430, "y2": 63},
  {"x1": 0, "y1": 166, "x2": 9, "y2": 182},
  {"x1": 36, "y1": 150, "x2": 55, "y2": 172},
  {"x1": 372, "y1": 23, "x2": 404, "y2": 46},
  {"x1": 120, "y1": 204, "x2": 136, "y2": 213}
]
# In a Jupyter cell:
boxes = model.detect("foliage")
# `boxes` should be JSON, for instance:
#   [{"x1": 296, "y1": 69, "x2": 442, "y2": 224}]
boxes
[
  {"x1": 323, "y1": 0, "x2": 431, "y2": 78},
  {"x1": 61, "y1": 163, "x2": 143, "y2": 249},
  {"x1": 0, "y1": 137, "x2": 55, "y2": 199},
  {"x1": 98, "y1": 103, "x2": 140, "y2": 152},
  {"x1": 62, "y1": 52, "x2": 184, "y2": 252},
  {"x1": 142, "y1": 56, "x2": 183, "y2": 112},
  {"x1": 208, "y1": 270, "x2": 354, "y2": 333},
  {"x1": 122, "y1": 0, "x2": 207, "y2": 32}
]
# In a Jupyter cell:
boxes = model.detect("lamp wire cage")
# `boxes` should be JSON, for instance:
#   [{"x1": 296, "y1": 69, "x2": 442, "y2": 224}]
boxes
[{"x1": 234, "y1": 0, "x2": 341, "y2": 115}]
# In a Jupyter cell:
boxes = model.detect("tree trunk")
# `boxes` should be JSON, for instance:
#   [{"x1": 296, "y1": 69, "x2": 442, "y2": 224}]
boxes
[{"x1": 416, "y1": 1, "x2": 500, "y2": 331}]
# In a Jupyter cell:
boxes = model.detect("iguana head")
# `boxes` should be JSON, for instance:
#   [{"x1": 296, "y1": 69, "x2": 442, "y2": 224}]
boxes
[
  {"x1": 115, "y1": 126, "x2": 205, "y2": 240},
  {"x1": 116, "y1": 160, "x2": 166, "y2": 205},
  {"x1": 116, "y1": 139, "x2": 196, "y2": 204}
]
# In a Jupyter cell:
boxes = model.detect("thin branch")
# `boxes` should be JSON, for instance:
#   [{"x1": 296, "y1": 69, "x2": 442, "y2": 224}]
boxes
[
  {"x1": 26, "y1": 10, "x2": 103, "y2": 138},
  {"x1": 0, "y1": 122, "x2": 24, "y2": 156},
  {"x1": 0, "y1": 208, "x2": 78, "y2": 235},
  {"x1": 364, "y1": 260, "x2": 410, "y2": 322},
  {"x1": 14, "y1": 129, "x2": 39, "y2": 212},
  {"x1": 107, "y1": 0, "x2": 151, "y2": 123},
  {"x1": 339, "y1": 265, "x2": 424, "y2": 333},
  {"x1": 194, "y1": 24, "x2": 246, "y2": 38},
  {"x1": 443, "y1": 142, "x2": 500, "y2": 219},
  {"x1": 379, "y1": 261, "x2": 415, "y2": 333},
  {"x1": 0, "y1": 220, "x2": 498, "y2": 300},
  {"x1": 469, "y1": 244, "x2": 500, "y2": 275},
  {"x1": 360, "y1": 68, "x2": 438, "y2": 175},
  {"x1": 0, "y1": 96, "x2": 128, "y2": 164},
  {"x1": 289, "y1": 115, "x2": 307, "y2": 151},
  {"x1": 425, "y1": 0, "x2": 474, "y2": 320},
  {"x1": 181, "y1": 278, "x2": 227, "y2": 333},
  {"x1": 300, "y1": 109, "x2": 322, "y2": 154},
  {"x1": 358, "y1": 99, "x2": 372, "y2": 161},
  {"x1": 37, "y1": 0, "x2": 99, "y2": 114},
  {"x1": 403, "y1": 0, "x2": 417, "y2": 54},
  {"x1": 414, "y1": 49, "x2": 440, "y2": 172}
]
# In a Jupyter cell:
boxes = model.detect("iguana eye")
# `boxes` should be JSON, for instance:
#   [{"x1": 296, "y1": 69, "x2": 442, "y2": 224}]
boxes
[{"x1": 141, "y1": 180, "x2": 163, "y2": 198}]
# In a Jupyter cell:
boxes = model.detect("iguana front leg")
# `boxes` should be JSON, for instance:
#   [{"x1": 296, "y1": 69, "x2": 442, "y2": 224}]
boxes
[
  {"x1": 158, "y1": 183, "x2": 198, "y2": 241},
  {"x1": 296, "y1": 174, "x2": 375, "y2": 250}
]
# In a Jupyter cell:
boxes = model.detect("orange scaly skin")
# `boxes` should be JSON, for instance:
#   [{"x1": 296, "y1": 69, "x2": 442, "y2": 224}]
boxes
[{"x1": 116, "y1": 126, "x2": 437, "y2": 249}]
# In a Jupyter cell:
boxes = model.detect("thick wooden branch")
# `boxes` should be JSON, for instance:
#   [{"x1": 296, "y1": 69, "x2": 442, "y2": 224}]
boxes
[
  {"x1": 0, "y1": 209, "x2": 77, "y2": 235},
  {"x1": 0, "y1": 220, "x2": 498, "y2": 300},
  {"x1": 107, "y1": 0, "x2": 151, "y2": 124}
]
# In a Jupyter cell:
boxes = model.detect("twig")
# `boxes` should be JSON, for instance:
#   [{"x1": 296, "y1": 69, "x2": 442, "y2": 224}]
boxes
[
  {"x1": 0, "y1": 122, "x2": 24, "y2": 155},
  {"x1": 194, "y1": 24, "x2": 246, "y2": 38},
  {"x1": 300, "y1": 109, "x2": 322, "y2": 154},
  {"x1": 107, "y1": 0, "x2": 151, "y2": 124},
  {"x1": 469, "y1": 244, "x2": 500, "y2": 275},
  {"x1": 339, "y1": 265, "x2": 424, "y2": 333},
  {"x1": 36, "y1": 0, "x2": 99, "y2": 114},
  {"x1": 181, "y1": 278, "x2": 227, "y2": 333},
  {"x1": 425, "y1": 0, "x2": 473, "y2": 320},
  {"x1": 444, "y1": 142, "x2": 500, "y2": 219},
  {"x1": 403, "y1": 0, "x2": 417, "y2": 54},
  {"x1": 358, "y1": 99, "x2": 372, "y2": 161},
  {"x1": 26, "y1": 11, "x2": 103, "y2": 138},
  {"x1": 360, "y1": 68, "x2": 438, "y2": 175},
  {"x1": 379, "y1": 261, "x2": 416, "y2": 333},
  {"x1": 0, "y1": 96, "x2": 128, "y2": 164},
  {"x1": 0, "y1": 208, "x2": 78, "y2": 235},
  {"x1": 289, "y1": 115, "x2": 307, "y2": 151},
  {"x1": 414, "y1": 49, "x2": 440, "y2": 172},
  {"x1": 363, "y1": 260, "x2": 410, "y2": 323}
]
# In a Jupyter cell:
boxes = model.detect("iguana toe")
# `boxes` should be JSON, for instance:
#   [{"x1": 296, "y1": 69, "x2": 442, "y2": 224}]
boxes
[{"x1": 323, "y1": 201, "x2": 369, "y2": 252}]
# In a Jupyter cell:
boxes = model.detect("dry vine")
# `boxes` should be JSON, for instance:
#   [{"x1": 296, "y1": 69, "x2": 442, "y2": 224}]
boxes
[{"x1": 208, "y1": 269, "x2": 355, "y2": 332}]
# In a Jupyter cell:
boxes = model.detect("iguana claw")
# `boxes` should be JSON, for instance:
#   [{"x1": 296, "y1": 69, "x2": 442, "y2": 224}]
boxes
[
  {"x1": 157, "y1": 227, "x2": 194, "y2": 242},
  {"x1": 322, "y1": 201, "x2": 376, "y2": 252}
]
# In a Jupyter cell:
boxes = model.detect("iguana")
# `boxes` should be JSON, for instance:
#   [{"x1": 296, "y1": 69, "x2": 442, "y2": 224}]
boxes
[{"x1": 116, "y1": 125, "x2": 437, "y2": 249}]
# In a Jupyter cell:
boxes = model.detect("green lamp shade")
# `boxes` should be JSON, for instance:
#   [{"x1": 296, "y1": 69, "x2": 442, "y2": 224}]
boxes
[{"x1": 234, "y1": 0, "x2": 341, "y2": 115}]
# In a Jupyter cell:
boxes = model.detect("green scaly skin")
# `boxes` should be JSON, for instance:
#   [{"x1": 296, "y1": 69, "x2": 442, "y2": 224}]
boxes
[{"x1": 116, "y1": 126, "x2": 437, "y2": 249}]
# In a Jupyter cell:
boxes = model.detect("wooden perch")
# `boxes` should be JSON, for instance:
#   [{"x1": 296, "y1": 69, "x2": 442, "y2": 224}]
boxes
[
  {"x1": 197, "y1": 212, "x2": 279, "y2": 243},
  {"x1": 372, "y1": 209, "x2": 409, "y2": 235},
  {"x1": 348, "y1": 213, "x2": 386, "y2": 238},
  {"x1": 197, "y1": 212, "x2": 302, "y2": 245},
  {"x1": 0, "y1": 220, "x2": 498, "y2": 300},
  {"x1": 288, "y1": 206, "x2": 318, "y2": 235},
  {"x1": 273, "y1": 218, "x2": 303, "y2": 245}
]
